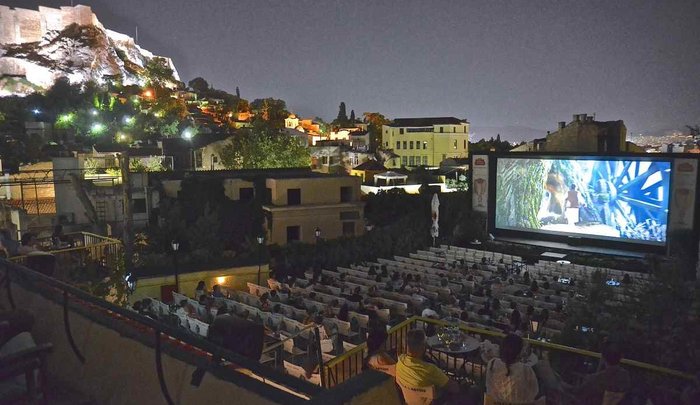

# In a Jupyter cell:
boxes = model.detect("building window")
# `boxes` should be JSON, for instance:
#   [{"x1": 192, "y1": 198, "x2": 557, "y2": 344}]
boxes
[
  {"x1": 385, "y1": 142, "x2": 388, "y2": 147},
  {"x1": 133, "y1": 198, "x2": 147, "y2": 214},
  {"x1": 464, "y1": 126, "x2": 468, "y2": 133},
  {"x1": 464, "y1": 140, "x2": 467, "y2": 149},
  {"x1": 422, "y1": 156, "x2": 428, "y2": 165},
  {"x1": 239, "y1": 187, "x2": 254, "y2": 201},
  {"x1": 440, "y1": 127, "x2": 443, "y2": 133},
  {"x1": 321, "y1": 156, "x2": 329, "y2": 165},
  {"x1": 409, "y1": 141, "x2": 414, "y2": 149},
  {"x1": 265, "y1": 188, "x2": 272, "y2": 204},
  {"x1": 423, "y1": 141, "x2": 428, "y2": 149},
  {"x1": 453, "y1": 140, "x2": 458, "y2": 149},
  {"x1": 342, "y1": 221, "x2": 355, "y2": 236},
  {"x1": 409, "y1": 156, "x2": 415, "y2": 166},
  {"x1": 402, "y1": 141, "x2": 407, "y2": 149},
  {"x1": 399, "y1": 128, "x2": 404, "y2": 135},
  {"x1": 340, "y1": 186, "x2": 353, "y2": 202},
  {"x1": 194, "y1": 150, "x2": 203, "y2": 168},
  {"x1": 401, "y1": 156, "x2": 408, "y2": 166},
  {"x1": 453, "y1": 127, "x2": 456, "y2": 133},
  {"x1": 286, "y1": 226, "x2": 300, "y2": 242},
  {"x1": 396, "y1": 141, "x2": 400, "y2": 150},
  {"x1": 287, "y1": 188, "x2": 301, "y2": 205}
]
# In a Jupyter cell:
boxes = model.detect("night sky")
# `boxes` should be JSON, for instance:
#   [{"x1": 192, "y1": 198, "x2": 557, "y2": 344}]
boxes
[{"x1": 7, "y1": 0, "x2": 700, "y2": 139}]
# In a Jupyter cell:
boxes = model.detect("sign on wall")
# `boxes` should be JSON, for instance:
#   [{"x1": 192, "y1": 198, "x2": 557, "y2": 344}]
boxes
[
  {"x1": 472, "y1": 154, "x2": 489, "y2": 212},
  {"x1": 669, "y1": 158, "x2": 698, "y2": 231}
]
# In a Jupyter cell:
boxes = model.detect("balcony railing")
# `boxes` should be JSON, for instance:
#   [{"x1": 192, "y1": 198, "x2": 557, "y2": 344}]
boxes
[
  {"x1": 9, "y1": 232, "x2": 122, "y2": 271},
  {"x1": 322, "y1": 316, "x2": 694, "y2": 399}
]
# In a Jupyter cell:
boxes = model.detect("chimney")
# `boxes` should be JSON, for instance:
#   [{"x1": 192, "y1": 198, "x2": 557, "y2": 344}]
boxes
[
  {"x1": 573, "y1": 114, "x2": 579, "y2": 122},
  {"x1": 558, "y1": 121, "x2": 566, "y2": 130}
]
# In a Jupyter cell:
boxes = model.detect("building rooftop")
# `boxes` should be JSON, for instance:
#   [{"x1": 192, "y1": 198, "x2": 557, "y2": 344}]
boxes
[
  {"x1": 387, "y1": 117, "x2": 467, "y2": 127},
  {"x1": 353, "y1": 160, "x2": 386, "y2": 171}
]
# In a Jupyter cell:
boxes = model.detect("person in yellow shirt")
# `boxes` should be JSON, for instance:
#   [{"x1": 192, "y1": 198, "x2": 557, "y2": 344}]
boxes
[{"x1": 396, "y1": 329, "x2": 459, "y2": 396}]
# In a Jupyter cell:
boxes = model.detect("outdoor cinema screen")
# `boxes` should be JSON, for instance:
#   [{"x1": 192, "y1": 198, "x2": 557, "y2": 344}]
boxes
[{"x1": 495, "y1": 157, "x2": 671, "y2": 245}]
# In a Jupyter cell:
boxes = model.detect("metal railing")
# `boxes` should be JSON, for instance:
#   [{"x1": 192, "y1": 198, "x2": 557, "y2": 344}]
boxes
[
  {"x1": 322, "y1": 316, "x2": 695, "y2": 396},
  {"x1": 0, "y1": 258, "x2": 321, "y2": 404},
  {"x1": 9, "y1": 232, "x2": 122, "y2": 274}
]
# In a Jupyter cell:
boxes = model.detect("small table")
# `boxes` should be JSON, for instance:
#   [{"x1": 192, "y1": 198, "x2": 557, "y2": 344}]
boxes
[{"x1": 426, "y1": 335, "x2": 481, "y2": 380}]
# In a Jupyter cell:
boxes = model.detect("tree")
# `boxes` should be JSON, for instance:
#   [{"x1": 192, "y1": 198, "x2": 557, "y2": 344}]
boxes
[
  {"x1": 250, "y1": 98, "x2": 288, "y2": 128},
  {"x1": 334, "y1": 102, "x2": 349, "y2": 127},
  {"x1": 363, "y1": 112, "x2": 389, "y2": 152},
  {"x1": 350, "y1": 109, "x2": 356, "y2": 123},
  {"x1": 188, "y1": 77, "x2": 209, "y2": 93},
  {"x1": 219, "y1": 124, "x2": 310, "y2": 169}
]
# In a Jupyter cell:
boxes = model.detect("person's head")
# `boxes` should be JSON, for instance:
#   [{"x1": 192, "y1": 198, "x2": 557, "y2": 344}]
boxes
[
  {"x1": 460, "y1": 310, "x2": 469, "y2": 322},
  {"x1": 543, "y1": 281, "x2": 550, "y2": 290},
  {"x1": 472, "y1": 263, "x2": 478, "y2": 270},
  {"x1": 366, "y1": 327, "x2": 388, "y2": 356},
  {"x1": 530, "y1": 280, "x2": 539, "y2": 291},
  {"x1": 353, "y1": 286, "x2": 361, "y2": 295},
  {"x1": 540, "y1": 309, "x2": 549, "y2": 322},
  {"x1": 510, "y1": 309, "x2": 521, "y2": 325},
  {"x1": 213, "y1": 284, "x2": 221, "y2": 293},
  {"x1": 481, "y1": 257, "x2": 487, "y2": 264},
  {"x1": 406, "y1": 329, "x2": 427, "y2": 358},
  {"x1": 179, "y1": 299, "x2": 188, "y2": 307},
  {"x1": 510, "y1": 301, "x2": 517, "y2": 310},
  {"x1": 330, "y1": 299, "x2": 339, "y2": 307},
  {"x1": 196, "y1": 281, "x2": 206, "y2": 291},
  {"x1": 544, "y1": 295, "x2": 551, "y2": 303},
  {"x1": 622, "y1": 274, "x2": 631, "y2": 284},
  {"x1": 526, "y1": 305, "x2": 534, "y2": 316},
  {"x1": 308, "y1": 292, "x2": 317, "y2": 299},
  {"x1": 21, "y1": 232, "x2": 36, "y2": 246},
  {"x1": 260, "y1": 292, "x2": 269, "y2": 302},
  {"x1": 375, "y1": 274, "x2": 382, "y2": 282},
  {"x1": 270, "y1": 289, "x2": 278, "y2": 297},
  {"x1": 272, "y1": 304, "x2": 281, "y2": 314},
  {"x1": 440, "y1": 278, "x2": 448, "y2": 287},
  {"x1": 601, "y1": 341, "x2": 623, "y2": 366},
  {"x1": 500, "y1": 334, "x2": 524, "y2": 375},
  {"x1": 570, "y1": 184, "x2": 576, "y2": 191},
  {"x1": 458, "y1": 300, "x2": 467, "y2": 310},
  {"x1": 132, "y1": 300, "x2": 142, "y2": 312}
]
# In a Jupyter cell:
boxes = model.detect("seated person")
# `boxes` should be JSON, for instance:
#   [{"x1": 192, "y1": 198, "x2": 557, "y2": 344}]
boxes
[
  {"x1": 17, "y1": 233, "x2": 39, "y2": 255},
  {"x1": 347, "y1": 287, "x2": 363, "y2": 303},
  {"x1": 212, "y1": 284, "x2": 226, "y2": 298},
  {"x1": 396, "y1": 329, "x2": 459, "y2": 397},
  {"x1": 485, "y1": 334, "x2": 539, "y2": 403},
  {"x1": 269, "y1": 290, "x2": 281, "y2": 302},
  {"x1": 365, "y1": 327, "x2": 396, "y2": 374},
  {"x1": 570, "y1": 341, "x2": 631, "y2": 403},
  {"x1": 194, "y1": 281, "x2": 207, "y2": 300}
]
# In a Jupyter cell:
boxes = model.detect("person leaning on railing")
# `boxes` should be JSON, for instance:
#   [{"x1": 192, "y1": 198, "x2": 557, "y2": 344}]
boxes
[{"x1": 485, "y1": 333, "x2": 539, "y2": 403}]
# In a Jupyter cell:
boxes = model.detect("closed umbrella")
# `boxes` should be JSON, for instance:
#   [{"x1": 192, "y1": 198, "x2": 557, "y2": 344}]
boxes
[{"x1": 431, "y1": 193, "x2": 440, "y2": 246}]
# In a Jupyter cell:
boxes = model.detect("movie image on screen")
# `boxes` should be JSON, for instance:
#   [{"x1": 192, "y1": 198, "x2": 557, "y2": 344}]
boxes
[{"x1": 495, "y1": 158, "x2": 671, "y2": 244}]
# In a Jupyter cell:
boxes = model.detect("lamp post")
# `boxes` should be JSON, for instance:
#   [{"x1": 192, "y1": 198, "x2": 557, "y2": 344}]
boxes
[
  {"x1": 171, "y1": 240, "x2": 180, "y2": 293},
  {"x1": 314, "y1": 227, "x2": 321, "y2": 243},
  {"x1": 529, "y1": 317, "x2": 540, "y2": 340},
  {"x1": 256, "y1": 236, "x2": 264, "y2": 285}
]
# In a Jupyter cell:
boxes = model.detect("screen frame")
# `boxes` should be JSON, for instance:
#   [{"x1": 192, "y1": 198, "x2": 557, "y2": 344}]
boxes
[{"x1": 488, "y1": 152, "x2": 674, "y2": 252}]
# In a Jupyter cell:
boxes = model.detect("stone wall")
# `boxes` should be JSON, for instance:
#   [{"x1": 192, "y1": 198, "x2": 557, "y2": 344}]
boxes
[{"x1": 0, "y1": 5, "x2": 99, "y2": 45}]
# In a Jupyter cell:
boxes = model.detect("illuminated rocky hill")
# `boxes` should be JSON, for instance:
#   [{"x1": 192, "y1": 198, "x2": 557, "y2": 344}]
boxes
[{"x1": 0, "y1": 4, "x2": 179, "y2": 96}]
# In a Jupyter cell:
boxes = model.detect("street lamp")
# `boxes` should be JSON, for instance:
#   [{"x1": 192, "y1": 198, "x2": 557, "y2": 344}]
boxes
[
  {"x1": 171, "y1": 240, "x2": 180, "y2": 293},
  {"x1": 529, "y1": 317, "x2": 540, "y2": 339},
  {"x1": 256, "y1": 236, "x2": 264, "y2": 285},
  {"x1": 315, "y1": 227, "x2": 321, "y2": 242}
]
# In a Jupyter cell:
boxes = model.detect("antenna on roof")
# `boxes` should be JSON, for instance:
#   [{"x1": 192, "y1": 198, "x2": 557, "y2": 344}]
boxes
[{"x1": 135, "y1": 26, "x2": 138, "y2": 44}]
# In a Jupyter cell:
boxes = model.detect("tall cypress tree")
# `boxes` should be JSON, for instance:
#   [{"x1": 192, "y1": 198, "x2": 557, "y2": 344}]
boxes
[
  {"x1": 336, "y1": 102, "x2": 348, "y2": 125},
  {"x1": 350, "y1": 109, "x2": 356, "y2": 123}
]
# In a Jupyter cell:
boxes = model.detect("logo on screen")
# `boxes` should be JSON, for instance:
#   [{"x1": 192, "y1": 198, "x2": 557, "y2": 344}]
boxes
[
  {"x1": 678, "y1": 162, "x2": 694, "y2": 172},
  {"x1": 475, "y1": 158, "x2": 486, "y2": 166}
]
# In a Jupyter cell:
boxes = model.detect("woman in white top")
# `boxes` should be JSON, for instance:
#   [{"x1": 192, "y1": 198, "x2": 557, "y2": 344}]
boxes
[{"x1": 486, "y1": 333, "x2": 539, "y2": 403}]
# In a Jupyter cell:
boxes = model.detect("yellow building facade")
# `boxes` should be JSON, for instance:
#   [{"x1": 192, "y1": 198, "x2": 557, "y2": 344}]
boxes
[
  {"x1": 262, "y1": 175, "x2": 364, "y2": 245},
  {"x1": 381, "y1": 117, "x2": 469, "y2": 168}
]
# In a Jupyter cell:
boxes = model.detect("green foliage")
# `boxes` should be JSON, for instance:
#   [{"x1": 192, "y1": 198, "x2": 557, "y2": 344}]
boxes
[
  {"x1": 495, "y1": 158, "x2": 545, "y2": 229},
  {"x1": 363, "y1": 112, "x2": 389, "y2": 151},
  {"x1": 188, "y1": 77, "x2": 210, "y2": 93},
  {"x1": 219, "y1": 123, "x2": 310, "y2": 169},
  {"x1": 250, "y1": 98, "x2": 288, "y2": 128},
  {"x1": 469, "y1": 136, "x2": 513, "y2": 153}
]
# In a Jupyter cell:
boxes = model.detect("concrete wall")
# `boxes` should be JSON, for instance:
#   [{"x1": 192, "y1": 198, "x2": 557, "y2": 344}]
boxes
[
  {"x1": 0, "y1": 279, "x2": 292, "y2": 405},
  {"x1": 266, "y1": 176, "x2": 361, "y2": 206},
  {"x1": 264, "y1": 203, "x2": 364, "y2": 245},
  {"x1": 544, "y1": 117, "x2": 627, "y2": 153},
  {"x1": 130, "y1": 264, "x2": 270, "y2": 303},
  {"x1": 0, "y1": 5, "x2": 98, "y2": 44}
]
